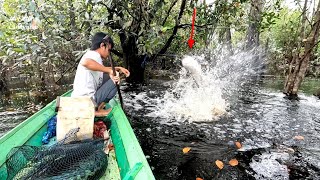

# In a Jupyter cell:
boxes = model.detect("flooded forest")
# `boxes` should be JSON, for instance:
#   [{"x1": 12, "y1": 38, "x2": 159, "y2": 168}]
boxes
[{"x1": 1, "y1": 0, "x2": 320, "y2": 179}]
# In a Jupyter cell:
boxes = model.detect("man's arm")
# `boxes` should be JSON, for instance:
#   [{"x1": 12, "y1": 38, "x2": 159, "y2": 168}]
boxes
[
  {"x1": 81, "y1": 58, "x2": 112, "y2": 74},
  {"x1": 82, "y1": 58, "x2": 130, "y2": 77}
]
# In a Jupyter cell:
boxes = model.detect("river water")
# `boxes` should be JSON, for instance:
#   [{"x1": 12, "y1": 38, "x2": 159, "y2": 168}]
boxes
[
  {"x1": 123, "y1": 79, "x2": 320, "y2": 179},
  {"x1": 1, "y1": 50, "x2": 320, "y2": 179},
  {"x1": 121, "y1": 50, "x2": 320, "y2": 179}
]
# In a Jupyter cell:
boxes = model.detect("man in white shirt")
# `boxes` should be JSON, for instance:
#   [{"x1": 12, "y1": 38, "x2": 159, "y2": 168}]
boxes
[{"x1": 72, "y1": 32, "x2": 130, "y2": 116}]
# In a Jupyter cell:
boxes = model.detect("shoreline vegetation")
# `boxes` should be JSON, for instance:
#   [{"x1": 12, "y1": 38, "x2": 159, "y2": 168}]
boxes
[{"x1": 1, "y1": 0, "x2": 319, "y2": 98}]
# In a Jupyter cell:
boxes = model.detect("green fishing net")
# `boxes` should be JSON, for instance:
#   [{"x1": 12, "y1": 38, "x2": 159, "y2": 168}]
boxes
[{"x1": 5, "y1": 128, "x2": 108, "y2": 180}]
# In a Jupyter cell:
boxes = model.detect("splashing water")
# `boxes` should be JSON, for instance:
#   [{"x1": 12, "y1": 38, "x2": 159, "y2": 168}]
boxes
[
  {"x1": 250, "y1": 152, "x2": 290, "y2": 179},
  {"x1": 149, "y1": 48, "x2": 265, "y2": 122},
  {"x1": 121, "y1": 46, "x2": 320, "y2": 179}
]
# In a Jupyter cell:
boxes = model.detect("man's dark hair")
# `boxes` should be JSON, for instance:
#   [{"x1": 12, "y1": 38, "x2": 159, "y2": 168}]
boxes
[{"x1": 90, "y1": 32, "x2": 114, "y2": 50}]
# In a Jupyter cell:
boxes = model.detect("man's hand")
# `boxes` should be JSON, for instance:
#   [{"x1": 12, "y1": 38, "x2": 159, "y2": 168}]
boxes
[
  {"x1": 119, "y1": 67, "x2": 130, "y2": 77},
  {"x1": 109, "y1": 70, "x2": 120, "y2": 84}
]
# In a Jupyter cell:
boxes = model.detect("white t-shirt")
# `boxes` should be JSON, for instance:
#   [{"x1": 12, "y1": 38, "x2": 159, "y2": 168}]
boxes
[{"x1": 71, "y1": 50, "x2": 103, "y2": 99}]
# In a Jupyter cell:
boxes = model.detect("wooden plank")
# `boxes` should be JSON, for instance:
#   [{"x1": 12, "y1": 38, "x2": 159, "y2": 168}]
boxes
[{"x1": 57, "y1": 97, "x2": 95, "y2": 141}]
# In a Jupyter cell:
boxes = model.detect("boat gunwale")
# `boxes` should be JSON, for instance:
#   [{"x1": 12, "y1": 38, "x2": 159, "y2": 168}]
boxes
[
  {"x1": 108, "y1": 100, "x2": 155, "y2": 179},
  {"x1": 0, "y1": 101, "x2": 55, "y2": 145},
  {"x1": 0, "y1": 91, "x2": 71, "y2": 166}
]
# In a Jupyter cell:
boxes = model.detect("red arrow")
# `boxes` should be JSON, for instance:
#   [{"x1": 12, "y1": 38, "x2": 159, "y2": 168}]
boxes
[{"x1": 188, "y1": 7, "x2": 196, "y2": 49}]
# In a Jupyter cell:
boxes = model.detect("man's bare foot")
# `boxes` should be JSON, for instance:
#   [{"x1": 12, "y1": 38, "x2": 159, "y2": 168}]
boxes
[{"x1": 95, "y1": 108, "x2": 112, "y2": 117}]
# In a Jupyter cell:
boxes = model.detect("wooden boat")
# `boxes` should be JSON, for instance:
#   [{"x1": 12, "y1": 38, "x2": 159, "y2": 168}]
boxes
[{"x1": 0, "y1": 90, "x2": 155, "y2": 180}]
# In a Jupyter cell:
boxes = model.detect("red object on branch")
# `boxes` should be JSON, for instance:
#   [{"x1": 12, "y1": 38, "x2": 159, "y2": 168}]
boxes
[{"x1": 188, "y1": 7, "x2": 196, "y2": 49}]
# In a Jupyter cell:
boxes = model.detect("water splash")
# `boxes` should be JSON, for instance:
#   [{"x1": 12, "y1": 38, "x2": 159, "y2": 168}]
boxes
[
  {"x1": 250, "y1": 152, "x2": 290, "y2": 179},
  {"x1": 149, "y1": 47, "x2": 265, "y2": 122},
  {"x1": 122, "y1": 68, "x2": 320, "y2": 179}
]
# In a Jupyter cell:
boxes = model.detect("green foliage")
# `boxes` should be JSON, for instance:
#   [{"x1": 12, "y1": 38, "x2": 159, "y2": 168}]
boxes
[
  {"x1": 1, "y1": 0, "x2": 318, "y2": 87},
  {"x1": 260, "y1": 0, "x2": 282, "y2": 32},
  {"x1": 271, "y1": 8, "x2": 301, "y2": 50},
  {"x1": 262, "y1": 8, "x2": 303, "y2": 76},
  {"x1": 0, "y1": 0, "x2": 90, "y2": 89}
]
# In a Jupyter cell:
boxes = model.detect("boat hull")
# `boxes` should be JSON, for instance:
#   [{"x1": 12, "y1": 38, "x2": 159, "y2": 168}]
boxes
[{"x1": 0, "y1": 90, "x2": 155, "y2": 180}]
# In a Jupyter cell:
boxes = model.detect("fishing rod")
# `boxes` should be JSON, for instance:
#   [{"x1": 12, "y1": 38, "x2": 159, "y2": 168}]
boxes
[{"x1": 109, "y1": 53, "x2": 124, "y2": 109}]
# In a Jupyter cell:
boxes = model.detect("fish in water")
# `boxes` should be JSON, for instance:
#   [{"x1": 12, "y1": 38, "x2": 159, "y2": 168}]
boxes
[
  {"x1": 181, "y1": 56, "x2": 227, "y2": 118},
  {"x1": 181, "y1": 56, "x2": 203, "y2": 86}
]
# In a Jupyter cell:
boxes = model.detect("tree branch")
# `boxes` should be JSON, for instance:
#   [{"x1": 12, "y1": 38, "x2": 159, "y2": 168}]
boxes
[
  {"x1": 150, "y1": 0, "x2": 165, "y2": 21},
  {"x1": 111, "y1": 49, "x2": 124, "y2": 58},
  {"x1": 98, "y1": 2, "x2": 123, "y2": 30},
  {"x1": 118, "y1": 3, "x2": 139, "y2": 22},
  {"x1": 55, "y1": 62, "x2": 78, "y2": 84},
  {"x1": 162, "y1": 0, "x2": 178, "y2": 26},
  {"x1": 33, "y1": 0, "x2": 52, "y2": 25},
  {"x1": 176, "y1": 23, "x2": 217, "y2": 29},
  {"x1": 152, "y1": 0, "x2": 187, "y2": 61}
]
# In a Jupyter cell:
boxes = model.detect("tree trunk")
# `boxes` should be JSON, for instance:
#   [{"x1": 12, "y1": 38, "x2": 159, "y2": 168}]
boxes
[
  {"x1": 68, "y1": 0, "x2": 77, "y2": 39},
  {"x1": 106, "y1": 0, "x2": 187, "y2": 83},
  {"x1": 299, "y1": 0, "x2": 309, "y2": 39},
  {"x1": 283, "y1": 0, "x2": 308, "y2": 94},
  {"x1": 218, "y1": 24, "x2": 233, "y2": 55},
  {"x1": 0, "y1": 66, "x2": 9, "y2": 95},
  {"x1": 225, "y1": 25, "x2": 233, "y2": 55},
  {"x1": 246, "y1": 0, "x2": 265, "y2": 50},
  {"x1": 284, "y1": 1, "x2": 320, "y2": 96},
  {"x1": 119, "y1": 31, "x2": 145, "y2": 83},
  {"x1": 118, "y1": 0, "x2": 146, "y2": 83}
]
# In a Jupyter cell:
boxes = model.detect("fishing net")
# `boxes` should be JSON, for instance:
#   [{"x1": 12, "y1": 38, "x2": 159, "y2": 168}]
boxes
[{"x1": 5, "y1": 128, "x2": 108, "y2": 180}]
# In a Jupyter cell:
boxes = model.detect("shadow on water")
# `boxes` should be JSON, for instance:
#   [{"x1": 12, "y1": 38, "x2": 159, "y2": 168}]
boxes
[{"x1": 123, "y1": 79, "x2": 320, "y2": 180}]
